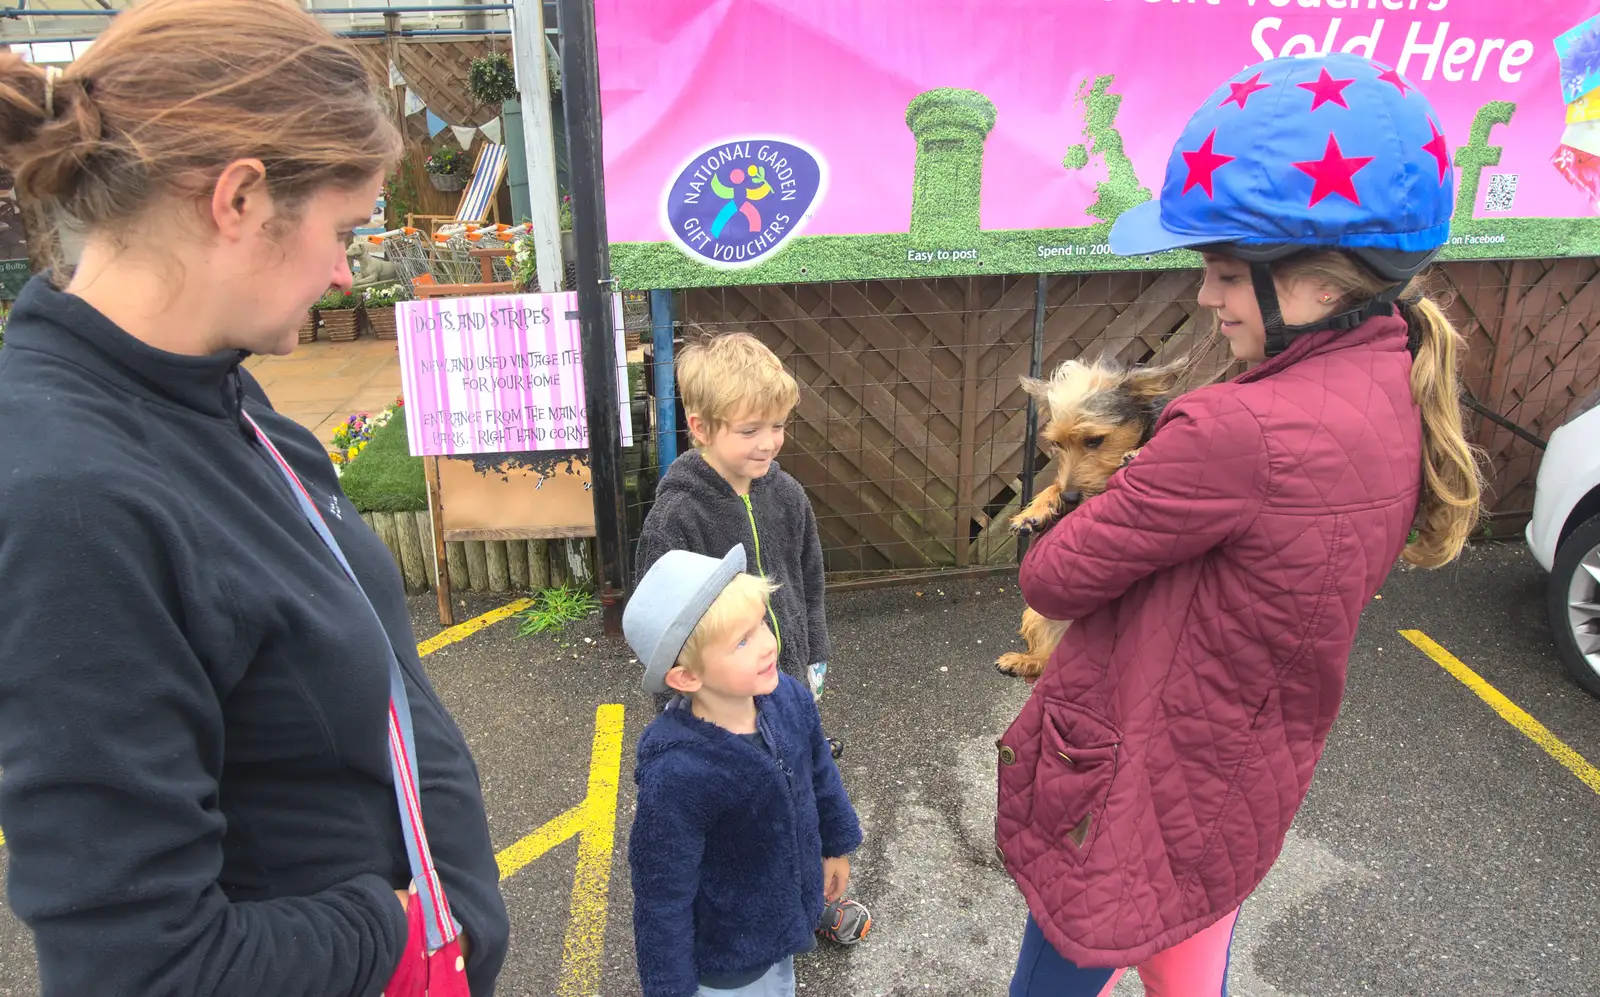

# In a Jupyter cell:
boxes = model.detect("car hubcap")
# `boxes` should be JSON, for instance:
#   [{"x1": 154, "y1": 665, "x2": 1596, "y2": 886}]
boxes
[{"x1": 1569, "y1": 540, "x2": 1600, "y2": 679}]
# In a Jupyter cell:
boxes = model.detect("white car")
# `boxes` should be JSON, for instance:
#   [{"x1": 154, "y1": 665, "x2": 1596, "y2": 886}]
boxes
[{"x1": 1525, "y1": 388, "x2": 1600, "y2": 697}]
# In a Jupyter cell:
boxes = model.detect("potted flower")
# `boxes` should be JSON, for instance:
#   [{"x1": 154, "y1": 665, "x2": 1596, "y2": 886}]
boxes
[
  {"x1": 424, "y1": 147, "x2": 468, "y2": 192},
  {"x1": 315, "y1": 288, "x2": 363, "y2": 342},
  {"x1": 360, "y1": 283, "x2": 404, "y2": 341}
]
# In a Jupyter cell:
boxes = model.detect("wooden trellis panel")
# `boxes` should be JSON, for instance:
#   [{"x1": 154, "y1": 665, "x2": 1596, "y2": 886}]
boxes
[
  {"x1": 1439, "y1": 259, "x2": 1600, "y2": 528},
  {"x1": 353, "y1": 40, "x2": 511, "y2": 128},
  {"x1": 677, "y1": 263, "x2": 1594, "y2": 573},
  {"x1": 681, "y1": 274, "x2": 1212, "y2": 573}
]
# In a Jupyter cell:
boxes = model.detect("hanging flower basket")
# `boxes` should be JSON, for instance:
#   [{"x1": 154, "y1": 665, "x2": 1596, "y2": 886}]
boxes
[
  {"x1": 468, "y1": 53, "x2": 520, "y2": 105},
  {"x1": 297, "y1": 308, "x2": 319, "y2": 345},
  {"x1": 425, "y1": 147, "x2": 469, "y2": 192}
]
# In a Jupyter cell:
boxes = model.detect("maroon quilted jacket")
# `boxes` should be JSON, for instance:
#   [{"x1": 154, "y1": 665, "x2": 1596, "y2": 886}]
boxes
[{"x1": 996, "y1": 315, "x2": 1422, "y2": 967}]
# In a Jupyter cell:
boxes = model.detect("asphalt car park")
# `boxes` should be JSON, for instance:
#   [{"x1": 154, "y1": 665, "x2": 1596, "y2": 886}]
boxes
[{"x1": 1, "y1": 540, "x2": 1596, "y2": 996}]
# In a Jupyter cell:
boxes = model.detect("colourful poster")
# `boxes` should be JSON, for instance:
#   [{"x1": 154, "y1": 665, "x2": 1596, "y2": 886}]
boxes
[
  {"x1": 597, "y1": 0, "x2": 1600, "y2": 289},
  {"x1": 394, "y1": 291, "x2": 633, "y2": 457}
]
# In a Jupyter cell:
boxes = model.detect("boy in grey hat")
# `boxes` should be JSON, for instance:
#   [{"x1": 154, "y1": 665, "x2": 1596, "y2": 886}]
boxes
[{"x1": 624, "y1": 546, "x2": 865, "y2": 997}]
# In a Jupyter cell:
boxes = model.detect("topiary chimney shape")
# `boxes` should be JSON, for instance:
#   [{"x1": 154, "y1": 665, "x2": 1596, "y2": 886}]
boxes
[{"x1": 905, "y1": 88, "x2": 997, "y2": 243}]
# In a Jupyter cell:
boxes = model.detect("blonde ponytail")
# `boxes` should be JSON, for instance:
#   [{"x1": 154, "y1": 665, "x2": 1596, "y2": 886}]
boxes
[
  {"x1": 1397, "y1": 292, "x2": 1484, "y2": 567},
  {"x1": 1271, "y1": 253, "x2": 1486, "y2": 567}
]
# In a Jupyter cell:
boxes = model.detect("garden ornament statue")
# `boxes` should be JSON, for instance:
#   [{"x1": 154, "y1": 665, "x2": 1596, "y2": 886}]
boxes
[{"x1": 348, "y1": 238, "x2": 400, "y2": 290}]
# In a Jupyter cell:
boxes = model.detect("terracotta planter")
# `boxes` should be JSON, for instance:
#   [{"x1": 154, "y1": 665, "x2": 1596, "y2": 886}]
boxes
[
  {"x1": 364, "y1": 306, "x2": 398, "y2": 341},
  {"x1": 297, "y1": 308, "x2": 319, "y2": 344},
  {"x1": 322, "y1": 308, "x2": 361, "y2": 342},
  {"x1": 428, "y1": 172, "x2": 467, "y2": 192}
]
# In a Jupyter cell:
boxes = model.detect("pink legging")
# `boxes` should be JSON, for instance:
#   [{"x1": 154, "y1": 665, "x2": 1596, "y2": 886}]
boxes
[{"x1": 1009, "y1": 908, "x2": 1240, "y2": 997}]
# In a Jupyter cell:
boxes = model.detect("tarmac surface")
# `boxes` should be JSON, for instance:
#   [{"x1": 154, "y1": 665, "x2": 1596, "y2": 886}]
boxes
[{"x1": 2, "y1": 540, "x2": 1597, "y2": 996}]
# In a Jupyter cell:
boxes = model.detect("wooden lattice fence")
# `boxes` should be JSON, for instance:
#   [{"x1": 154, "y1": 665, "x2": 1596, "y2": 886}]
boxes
[
  {"x1": 1442, "y1": 259, "x2": 1600, "y2": 529},
  {"x1": 677, "y1": 261, "x2": 1597, "y2": 574}
]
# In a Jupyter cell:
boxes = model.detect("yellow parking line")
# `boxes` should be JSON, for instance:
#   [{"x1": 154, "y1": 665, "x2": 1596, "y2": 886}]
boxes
[
  {"x1": 495, "y1": 703, "x2": 626, "y2": 997},
  {"x1": 1400, "y1": 629, "x2": 1600, "y2": 795},
  {"x1": 417, "y1": 598, "x2": 535, "y2": 657}
]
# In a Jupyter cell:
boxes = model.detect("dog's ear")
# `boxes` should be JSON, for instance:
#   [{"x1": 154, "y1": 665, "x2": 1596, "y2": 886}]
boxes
[
  {"x1": 1124, "y1": 360, "x2": 1188, "y2": 402},
  {"x1": 1018, "y1": 375, "x2": 1052, "y2": 407}
]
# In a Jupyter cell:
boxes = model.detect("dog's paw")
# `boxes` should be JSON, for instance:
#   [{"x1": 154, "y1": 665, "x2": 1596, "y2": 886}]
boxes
[
  {"x1": 995, "y1": 652, "x2": 1045, "y2": 682},
  {"x1": 1119, "y1": 448, "x2": 1142, "y2": 469},
  {"x1": 1010, "y1": 507, "x2": 1058, "y2": 535}
]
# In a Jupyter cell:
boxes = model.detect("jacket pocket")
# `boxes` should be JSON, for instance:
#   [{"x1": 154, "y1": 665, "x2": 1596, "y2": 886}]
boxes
[{"x1": 1030, "y1": 699, "x2": 1121, "y2": 862}]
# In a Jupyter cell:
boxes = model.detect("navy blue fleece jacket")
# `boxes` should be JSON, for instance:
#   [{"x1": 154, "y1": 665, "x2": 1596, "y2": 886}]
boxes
[
  {"x1": 0, "y1": 277, "x2": 508, "y2": 996},
  {"x1": 635, "y1": 450, "x2": 830, "y2": 681},
  {"x1": 628, "y1": 673, "x2": 862, "y2": 997}
]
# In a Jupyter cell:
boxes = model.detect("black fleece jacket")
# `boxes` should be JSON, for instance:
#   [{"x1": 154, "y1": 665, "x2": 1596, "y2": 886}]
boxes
[
  {"x1": 635, "y1": 450, "x2": 830, "y2": 680},
  {"x1": 0, "y1": 277, "x2": 508, "y2": 996}
]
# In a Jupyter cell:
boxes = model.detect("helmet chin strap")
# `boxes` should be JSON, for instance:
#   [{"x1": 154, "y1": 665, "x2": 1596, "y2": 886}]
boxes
[{"x1": 1249, "y1": 261, "x2": 1405, "y2": 358}]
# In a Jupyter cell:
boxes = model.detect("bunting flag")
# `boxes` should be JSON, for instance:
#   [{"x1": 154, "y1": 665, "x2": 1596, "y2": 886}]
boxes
[
  {"x1": 451, "y1": 125, "x2": 479, "y2": 150},
  {"x1": 388, "y1": 60, "x2": 405, "y2": 89},
  {"x1": 480, "y1": 118, "x2": 503, "y2": 145},
  {"x1": 404, "y1": 88, "x2": 426, "y2": 117},
  {"x1": 426, "y1": 109, "x2": 449, "y2": 137}
]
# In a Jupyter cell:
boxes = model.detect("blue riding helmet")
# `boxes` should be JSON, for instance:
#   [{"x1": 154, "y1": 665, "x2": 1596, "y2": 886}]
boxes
[{"x1": 1109, "y1": 52, "x2": 1455, "y2": 355}]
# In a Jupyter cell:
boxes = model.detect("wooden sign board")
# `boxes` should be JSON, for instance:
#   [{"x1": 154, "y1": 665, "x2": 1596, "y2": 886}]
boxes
[
  {"x1": 394, "y1": 289, "x2": 632, "y2": 623},
  {"x1": 434, "y1": 451, "x2": 595, "y2": 540}
]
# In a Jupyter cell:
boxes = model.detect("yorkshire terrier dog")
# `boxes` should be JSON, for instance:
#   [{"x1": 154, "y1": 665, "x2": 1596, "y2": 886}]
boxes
[{"x1": 995, "y1": 357, "x2": 1188, "y2": 680}]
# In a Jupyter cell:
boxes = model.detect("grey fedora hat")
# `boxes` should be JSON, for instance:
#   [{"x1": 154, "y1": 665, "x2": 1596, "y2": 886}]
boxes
[{"x1": 623, "y1": 545, "x2": 747, "y2": 694}]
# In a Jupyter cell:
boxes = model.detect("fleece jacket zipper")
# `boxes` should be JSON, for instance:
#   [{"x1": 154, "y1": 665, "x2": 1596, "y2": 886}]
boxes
[{"x1": 741, "y1": 493, "x2": 782, "y2": 656}]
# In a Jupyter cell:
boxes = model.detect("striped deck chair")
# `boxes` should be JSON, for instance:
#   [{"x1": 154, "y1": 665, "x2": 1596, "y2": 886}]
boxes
[{"x1": 407, "y1": 142, "x2": 509, "y2": 234}]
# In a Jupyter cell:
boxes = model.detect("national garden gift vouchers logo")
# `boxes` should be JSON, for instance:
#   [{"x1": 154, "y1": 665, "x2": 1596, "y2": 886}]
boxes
[{"x1": 662, "y1": 138, "x2": 826, "y2": 268}]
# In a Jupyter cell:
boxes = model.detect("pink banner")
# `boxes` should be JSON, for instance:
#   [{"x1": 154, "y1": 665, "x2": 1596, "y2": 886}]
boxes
[
  {"x1": 394, "y1": 292, "x2": 632, "y2": 457},
  {"x1": 597, "y1": 0, "x2": 1600, "y2": 288}
]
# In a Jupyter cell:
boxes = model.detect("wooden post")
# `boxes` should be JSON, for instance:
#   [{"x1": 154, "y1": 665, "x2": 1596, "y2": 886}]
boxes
[
  {"x1": 528, "y1": 539, "x2": 551, "y2": 589},
  {"x1": 510, "y1": 0, "x2": 564, "y2": 290},
  {"x1": 955, "y1": 278, "x2": 981, "y2": 568},
  {"x1": 447, "y1": 542, "x2": 471, "y2": 592},
  {"x1": 415, "y1": 511, "x2": 438, "y2": 587},
  {"x1": 508, "y1": 539, "x2": 530, "y2": 591},
  {"x1": 486, "y1": 540, "x2": 511, "y2": 592},
  {"x1": 395, "y1": 512, "x2": 428, "y2": 594},
  {"x1": 426, "y1": 457, "x2": 454, "y2": 625},
  {"x1": 465, "y1": 541, "x2": 490, "y2": 591}
]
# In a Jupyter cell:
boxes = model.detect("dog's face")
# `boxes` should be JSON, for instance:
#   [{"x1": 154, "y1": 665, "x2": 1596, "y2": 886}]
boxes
[{"x1": 1020, "y1": 359, "x2": 1184, "y2": 502}]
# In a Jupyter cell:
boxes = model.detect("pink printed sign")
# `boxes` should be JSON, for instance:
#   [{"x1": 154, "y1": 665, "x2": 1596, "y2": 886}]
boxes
[
  {"x1": 394, "y1": 292, "x2": 633, "y2": 457},
  {"x1": 597, "y1": 0, "x2": 1600, "y2": 288}
]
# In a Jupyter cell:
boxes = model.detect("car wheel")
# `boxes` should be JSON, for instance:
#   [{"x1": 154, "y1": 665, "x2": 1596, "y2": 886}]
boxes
[{"x1": 1549, "y1": 513, "x2": 1600, "y2": 698}]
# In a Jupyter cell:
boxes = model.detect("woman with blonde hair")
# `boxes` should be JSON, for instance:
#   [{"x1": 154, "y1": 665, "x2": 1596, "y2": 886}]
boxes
[
  {"x1": 0, "y1": 1, "x2": 507, "y2": 993},
  {"x1": 996, "y1": 52, "x2": 1481, "y2": 995}
]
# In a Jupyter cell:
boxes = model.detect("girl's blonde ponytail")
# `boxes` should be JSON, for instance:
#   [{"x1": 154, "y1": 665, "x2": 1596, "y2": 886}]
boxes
[{"x1": 1397, "y1": 292, "x2": 1484, "y2": 567}]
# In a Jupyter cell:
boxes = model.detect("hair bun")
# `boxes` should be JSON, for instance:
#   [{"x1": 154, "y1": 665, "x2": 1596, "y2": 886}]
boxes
[{"x1": 0, "y1": 53, "x2": 101, "y2": 205}]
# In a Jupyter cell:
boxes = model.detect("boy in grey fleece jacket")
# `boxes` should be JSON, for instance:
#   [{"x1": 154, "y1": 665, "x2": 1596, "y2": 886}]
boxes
[
  {"x1": 634, "y1": 332, "x2": 876, "y2": 946},
  {"x1": 635, "y1": 333, "x2": 830, "y2": 697},
  {"x1": 635, "y1": 451, "x2": 828, "y2": 692}
]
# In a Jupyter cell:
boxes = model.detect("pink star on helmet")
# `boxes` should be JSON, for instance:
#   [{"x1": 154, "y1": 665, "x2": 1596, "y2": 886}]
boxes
[
  {"x1": 1421, "y1": 119, "x2": 1450, "y2": 182},
  {"x1": 1181, "y1": 130, "x2": 1235, "y2": 198},
  {"x1": 1298, "y1": 68, "x2": 1356, "y2": 111},
  {"x1": 1293, "y1": 133, "x2": 1375, "y2": 206}
]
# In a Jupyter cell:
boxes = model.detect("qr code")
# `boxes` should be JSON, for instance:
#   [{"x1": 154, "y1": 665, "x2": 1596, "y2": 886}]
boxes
[{"x1": 1484, "y1": 173, "x2": 1519, "y2": 212}]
